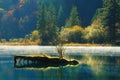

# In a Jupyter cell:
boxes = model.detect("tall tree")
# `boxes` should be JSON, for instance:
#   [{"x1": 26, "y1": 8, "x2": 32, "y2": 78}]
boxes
[
  {"x1": 37, "y1": 3, "x2": 47, "y2": 45},
  {"x1": 45, "y1": 3, "x2": 58, "y2": 45},
  {"x1": 102, "y1": 0, "x2": 120, "y2": 44},
  {"x1": 0, "y1": 10, "x2": 3, "y2": 39},
  {"x1": 37, "y1": 3, "x2": 47, "y2": 30},
  {"x1": 57, "y1": 6, "x2": 64, "y2": 27},
  {"x1": 65, "y1": 6, "x2": 81, "y2": 27},
  {"x1": 37, "y1": 3, "x2": 58, "y2": 45},
  {"x1": 93, "y1": 0, "x2": 120, "y2": 44}
]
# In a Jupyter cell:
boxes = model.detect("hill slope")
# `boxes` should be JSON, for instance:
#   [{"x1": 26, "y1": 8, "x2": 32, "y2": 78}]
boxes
[{"x1": 0, "y1": 0, "x2": 102, "y2": 39}]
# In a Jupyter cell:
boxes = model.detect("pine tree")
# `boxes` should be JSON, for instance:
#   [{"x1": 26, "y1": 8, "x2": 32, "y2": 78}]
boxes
[
  {"x1": 65, "y1": 6, "x2": 81, "y2": 27},
  {"x1": 37, "y1": 3, "x2": 58, "y2": 45},
  {"x1": 37, "y1": 3, "x2": 47, "y2": 32},
  {"x1": 102, "y1": 0, "x2": 120, "y2": 44},
  {"x1": 37, "y1": 3, "x2": 47, "y2": 45},
  {"x1": 93, "y1": 0, "x2": 120, "y2": 44},
  {"x1": 45, "y1": 3, "x2": 59, "y2": 45},
  {"x1": 115, "y1": 0, "x2": 120, "y2": 44},
  {"x1": 57, "y1": 6, "x2": 64, "y2": 27}
]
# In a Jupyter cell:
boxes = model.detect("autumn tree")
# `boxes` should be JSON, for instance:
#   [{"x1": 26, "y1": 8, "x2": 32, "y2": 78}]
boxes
[
  {"x1": 30, "y1": 30, "x2": 40, "y2": 41},
  {"x1": 60, "y1": 25, "x2": 83, "y2": 43},
  {"x1": 83, "y1": 19, "x2": 109, "y2": 43}
]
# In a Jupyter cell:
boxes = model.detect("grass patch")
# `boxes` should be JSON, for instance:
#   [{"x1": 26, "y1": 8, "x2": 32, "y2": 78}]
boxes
[
  {"x1": 64, "y1": 43, "x2": 112, "y2": 46},
  {"x1": 0, "y1": 41, "x2": 39, "y2": 45},
  {"x1": 0, "y1": 42, "x2": 112, "y2": 46}
]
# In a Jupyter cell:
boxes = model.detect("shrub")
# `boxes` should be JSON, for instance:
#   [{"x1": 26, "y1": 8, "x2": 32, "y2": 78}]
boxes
[
  {"x1": 9, "y1": 38, "x2": 19, "y2": 42},
  {"x1": 60, "y1": 25, "x2": 84, "y2": 43},
  {"x1": 1, "y1": 39, "x2": 6, "y2": 43},
  {"x1": 30, "y1": 30, "x2": 41, "y2": 42},
  {"x1": 0, "y1": 8, "x2": 4, "y2": 12}
]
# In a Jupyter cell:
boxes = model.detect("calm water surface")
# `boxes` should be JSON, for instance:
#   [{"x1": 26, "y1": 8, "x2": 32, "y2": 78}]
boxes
[{"x1": 0, "y1": 46, "x2": 120, "y2": 80}]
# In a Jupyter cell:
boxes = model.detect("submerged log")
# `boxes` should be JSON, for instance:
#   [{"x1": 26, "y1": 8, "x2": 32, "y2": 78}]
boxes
[{"x1": 14, "y1": 56, "x2": 79, "y2": 68}]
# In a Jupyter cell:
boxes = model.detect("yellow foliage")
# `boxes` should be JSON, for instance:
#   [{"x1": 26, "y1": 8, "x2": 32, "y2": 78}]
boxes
[
  {"x1": 83, "y1": 19, "x2": 109, "y2": 43},
  {"x1": 72, "y1": 25, "x2": 83, "y2": 31},
  {"x1": 61, "y1": 25, "x2": 83, "y2": 34},
  {"x1": 30, "y1": 30, "x2": 40, "y2": 41},
  {"x1": 64, "y1": 43, "x2": 111, "y2": 46},
  {"x1": 35, "y1": 39, "x2": 42, "y2": 45},
  {"x1": 0, "y1": 8, "x2": 4, "y2": 12},
  {"x1": 60, "y1": 25, "x2": 84, "y2": 43}
]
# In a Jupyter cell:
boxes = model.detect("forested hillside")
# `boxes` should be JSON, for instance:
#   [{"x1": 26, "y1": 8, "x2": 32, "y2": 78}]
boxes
[
  {"x1": 0, "y1": 0, "x2": 119, "y2": 46},
  {"x1": 0, "y1": 0, "x2": 102, "y2": 40}
]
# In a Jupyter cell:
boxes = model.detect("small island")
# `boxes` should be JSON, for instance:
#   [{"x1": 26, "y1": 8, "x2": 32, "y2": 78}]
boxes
[{"x1": 14, "y1": 55, "x2": 79, "y2": 68}]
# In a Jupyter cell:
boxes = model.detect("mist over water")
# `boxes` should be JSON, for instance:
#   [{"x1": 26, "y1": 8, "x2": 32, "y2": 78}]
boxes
[{"x1": 0, "y1": 46, "x2": 120, "y2": 56}]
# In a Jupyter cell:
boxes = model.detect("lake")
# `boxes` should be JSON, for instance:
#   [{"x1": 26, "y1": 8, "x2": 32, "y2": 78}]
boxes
[{"x1": 0, "y1": 46, "x2": 120, "y2": 80}]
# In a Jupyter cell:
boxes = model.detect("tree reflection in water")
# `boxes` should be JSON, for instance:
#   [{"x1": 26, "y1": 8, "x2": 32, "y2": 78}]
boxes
[
  {"x1": 2, "y1": 55, "x2": 120, "y2": 80},
  {"x1": 78, "y1": 64, "x2": 95, "y2": 80}
]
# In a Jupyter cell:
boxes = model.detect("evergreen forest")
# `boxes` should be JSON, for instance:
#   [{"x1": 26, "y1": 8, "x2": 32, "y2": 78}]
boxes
[{"x1": 0, "y1": 0, "x2": 120, "y2": 45}]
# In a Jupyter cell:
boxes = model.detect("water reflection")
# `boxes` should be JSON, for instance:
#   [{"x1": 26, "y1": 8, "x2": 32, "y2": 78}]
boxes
[
  {"x1": 78, "y1": 64, "x2": 95, "y2": 80},
  {"x1": 13, "y1": 64, "x2": 120, "y2": 80},
  {"x1": 0, "y1": 55, "x2": 120, "y2": 80}
]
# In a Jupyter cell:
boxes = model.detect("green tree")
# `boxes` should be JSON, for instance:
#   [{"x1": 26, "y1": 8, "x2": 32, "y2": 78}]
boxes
[
  {"x1": 37, "y1": 3, "x2": 58, "y2": 45},
  {"x1": 37, "y1": 3, "x2": 47, "y2": 33},
  {"x1": 45, "y1": 3, "x2": 59, "y2": 45},
  {"x1": 102, "y1": 0, "x2": 120, "y2": 44},
  {"x1": 92, "y1": 0, "x2": 120, "y2": 44},
  {"x1": 57, "y1": 6, "x2": 63, "y2": 27},
  {"x1": 65, "y1": 6, "x2": 81, "y2": 27},
  {"x1": 0, "y1": 8, "x2": 4, "y2": 39},
  {"x1": 37, "y1": 3, "x2": 47, "y2": 45}
]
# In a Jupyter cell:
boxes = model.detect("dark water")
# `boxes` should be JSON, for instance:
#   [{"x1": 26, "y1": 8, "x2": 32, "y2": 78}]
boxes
[{"x1": 0, "y1": 55, "x2": 120, "y2": 80}]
